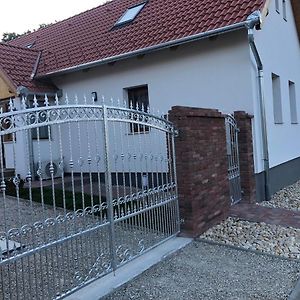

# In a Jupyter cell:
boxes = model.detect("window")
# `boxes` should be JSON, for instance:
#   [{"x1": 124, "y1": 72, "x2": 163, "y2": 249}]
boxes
[
  {"x1": 127, "y1": 85, "x2": 149, "y2": 133},
  {"x1": 272, "y1": 73, "x2": 283, "y2": 124},
  {"x1": 289, "y1": 81, "x2": 297, "y2": 124},
  {"x1": 275, "y1": 0, "x2": 280, "y2": 13},
  {"x1": 1, "y1": 102, "x2": 13, "y2": 142},
  {"x1": 31, "y1": 124, "x2": 50, "y2": 140},
  {"x1": 115, "y1": 2, "x2": 146, "y2": 26},
  {"x1": 28, "y1": 101, "x2": 50, "y2": 140},
  {"x1": 283, "y1": 0, "x2": 287, "y2": 21}
]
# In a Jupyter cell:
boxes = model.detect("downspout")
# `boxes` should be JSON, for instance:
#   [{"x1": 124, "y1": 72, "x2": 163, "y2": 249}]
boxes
[{"x1": 246, "y1": 11, "x2": 270, "y2": 201}]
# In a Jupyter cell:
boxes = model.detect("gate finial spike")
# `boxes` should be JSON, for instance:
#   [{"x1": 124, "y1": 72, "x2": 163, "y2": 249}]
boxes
[
  {"x1": 44, "y1": 94, "x2": 49, "y2": 106},
  {"x1": 33, "y1": 95, "x2": 38, "y2": 108},
  {"x1": 21, "y1": 96, "x2": 27, "y2": 110},
  {"x1": 55, "y1": 94, "x2": 59, "y2": 106},
  {"x1": 166, "y1": 112, "x2": 169, "y2": 121},
  {"x1": 8, "y1": 98, "x2": 14, "y2": 112},
  {"x1": 83, "y1": 95, "x2": 87, "y2": 105},
  {"x1": 101, "y1": 95, "x2": 105, "y2": 105},
  {"x1": 65, "y1": 93, "x2": 69, "y2": 105},
  {"x1": 74, "y1": 94, "x2": 79, "y2": 105}
]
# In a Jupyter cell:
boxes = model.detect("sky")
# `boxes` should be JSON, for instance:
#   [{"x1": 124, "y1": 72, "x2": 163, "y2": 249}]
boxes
[{"x1": 0, "y1": 0, "x2": 108, "y2": 38}]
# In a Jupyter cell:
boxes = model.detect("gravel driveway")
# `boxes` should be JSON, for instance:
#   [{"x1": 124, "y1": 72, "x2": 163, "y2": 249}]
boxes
[{"x1": 104, "y1": 241, "x2": 300, "y2": 300}]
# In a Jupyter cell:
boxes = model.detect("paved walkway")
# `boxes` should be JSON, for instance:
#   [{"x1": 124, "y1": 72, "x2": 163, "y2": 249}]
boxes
[{"x1": 229, "y1": 202, "x2": 300, "y2": 228}]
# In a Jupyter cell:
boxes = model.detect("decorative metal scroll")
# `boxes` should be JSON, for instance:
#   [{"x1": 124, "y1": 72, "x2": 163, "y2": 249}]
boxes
[{"x1": 0, "y1": 94, "x2": 179, "y2": 300}]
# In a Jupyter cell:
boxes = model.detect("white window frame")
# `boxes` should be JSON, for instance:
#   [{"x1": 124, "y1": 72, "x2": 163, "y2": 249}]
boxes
[
  {"x1": 283, "y1": 0, "x2": 287, "y2": 21},
  {"x1": 272, "y1": 73, "x2": 283, "y2": 124},
  {"x1": 289, "y1": 81, "x2": 297, "y2": 124},
  {"x1": 275, "y1": 0, "x2": 280, "y2": 13},
  {"x1": 124, "y1": 85, "x2": 150, "y2": 134},
  {"x1": 115, "y1": 2, "x2": 146, "y2": 26}
]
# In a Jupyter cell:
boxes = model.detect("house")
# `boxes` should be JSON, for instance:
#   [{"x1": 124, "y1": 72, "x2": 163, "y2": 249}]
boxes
[{"x1": 0, "y1": 0, "x2": 299, "y2": 202}]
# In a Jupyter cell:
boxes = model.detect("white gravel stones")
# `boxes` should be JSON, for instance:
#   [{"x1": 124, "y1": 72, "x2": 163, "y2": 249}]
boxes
[
  {"x1": 200, "y1": 217, "x2": 300, "y2": 259},
  {"x1": 259, "y1": 180, "x2": 300, "y2": 211},
  {"x1": 199, "y1": 180, "x2": 300, "y2": 259}
]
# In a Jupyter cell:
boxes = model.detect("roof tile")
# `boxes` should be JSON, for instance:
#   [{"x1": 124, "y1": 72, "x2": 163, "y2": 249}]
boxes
[
  {"x1": 0, "y1": 43, "x2": 57, "y2": 93},
  {"x1": 6, "y1": 0, "x2": 265, "y2": 77}
]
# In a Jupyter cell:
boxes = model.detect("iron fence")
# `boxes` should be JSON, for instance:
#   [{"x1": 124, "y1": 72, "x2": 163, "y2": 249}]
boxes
[
  {"x1": 0, "y1": 95, "x2": 179, "y2": 299},
  {"x1": 225, "y1": 114, "x2": 242, "y2": 205}
]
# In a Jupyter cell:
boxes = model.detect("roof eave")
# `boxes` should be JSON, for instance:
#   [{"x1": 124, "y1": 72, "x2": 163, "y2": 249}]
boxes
[{"x1": 37, "y1": 20, "x2": 255, "y2": 79}]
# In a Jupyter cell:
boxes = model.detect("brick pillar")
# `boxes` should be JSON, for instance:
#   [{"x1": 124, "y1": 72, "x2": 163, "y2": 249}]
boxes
[
  {"x1": 169, "y1": 106, "x2": 230, "y2": 238},
  {"x1": 234, "y1": 111, "x2": 256, "y2": 204}
]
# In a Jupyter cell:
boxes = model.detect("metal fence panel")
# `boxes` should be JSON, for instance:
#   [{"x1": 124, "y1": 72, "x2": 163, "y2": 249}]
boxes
[
  {"x1": 0, "y1": 95, "x2": 179, "y2": 299},
  {"x1": 225, "y1": 114, "x2": 242, "y2": 205}
]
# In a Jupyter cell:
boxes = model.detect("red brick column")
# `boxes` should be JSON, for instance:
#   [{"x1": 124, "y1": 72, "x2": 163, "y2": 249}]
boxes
[
  {"x1": 234, "y1": 111, "x2": 256, "y2": 204},
  {"x1": 169, "y1": 106, "x2": 230, "y2": 238}
]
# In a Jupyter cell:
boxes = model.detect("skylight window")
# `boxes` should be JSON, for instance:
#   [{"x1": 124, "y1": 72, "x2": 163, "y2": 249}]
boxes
[
  {"x1": 115, "y1": 2, "x2": 146, "y2": 26},
  {"x1": 26, "y1": 42, "x2": 35, "y2": 49}
]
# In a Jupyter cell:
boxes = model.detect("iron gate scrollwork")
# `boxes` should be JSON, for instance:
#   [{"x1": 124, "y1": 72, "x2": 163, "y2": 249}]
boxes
[
  {"x1": 225, "y1": 114, "x2": 242, "y2": 205},
  {"x1": 0, "y1": 95, "x2": 180, "y2": 299}
]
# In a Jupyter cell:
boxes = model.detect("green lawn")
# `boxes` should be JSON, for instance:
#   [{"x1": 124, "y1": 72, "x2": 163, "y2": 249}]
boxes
[{"x1": 8, "y1": 186, "x2": 105, "y2": 212}]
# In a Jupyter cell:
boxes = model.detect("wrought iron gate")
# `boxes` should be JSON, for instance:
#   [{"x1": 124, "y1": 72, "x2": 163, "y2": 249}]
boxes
[
  {"x1": 225, "y1": 114, "x2": 242, "y2": 205},
  {"x1": 0, "y1": 95, "x2": 179, "y2": 299}
]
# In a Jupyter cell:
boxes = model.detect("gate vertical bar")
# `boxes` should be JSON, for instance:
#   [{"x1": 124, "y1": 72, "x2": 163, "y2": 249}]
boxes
[
  {"x1": 102, "y1": 103, "x2": 117, "y2": 272},
  {"x1": 171, "y1": 127, "x2": 180, "y2": 233},
  {"x1": 225, "y1": 114, "x2": 242, "y2": 205}
]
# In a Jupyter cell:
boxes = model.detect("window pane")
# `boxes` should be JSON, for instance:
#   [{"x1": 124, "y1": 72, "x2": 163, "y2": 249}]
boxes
[
  {"x1": 28, "y1": 101, "x2": 50, "y2": 139},
  {"x1": 116, "y1": 2, "x2": 146, "y2": 26},
  {"x1": 127, "y1": 85, "x2": 149, "y2": 133},
  {"x1": 31, "y1": 126, "x2": 50, "y2": 139}
]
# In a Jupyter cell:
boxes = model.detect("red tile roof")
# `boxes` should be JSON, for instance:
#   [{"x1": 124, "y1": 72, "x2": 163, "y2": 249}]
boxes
[
  {"x1": 8, "y1": 0, "x2": 266, "y2": 78},
  {"x1": 0, "y1": 43, "x2": 57, "y2": 93}
]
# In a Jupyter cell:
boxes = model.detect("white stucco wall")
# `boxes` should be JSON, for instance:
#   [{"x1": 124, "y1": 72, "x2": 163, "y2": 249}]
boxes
[
  {"x1": 253, "y1": 0, "x2": 300, "y2": 172},
  {"x1": 54, "y1": 30, "x2": 253, "y2": 114},
  {"x1": 52, "y1": 30, "x2": 255, "y2": 173}
]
